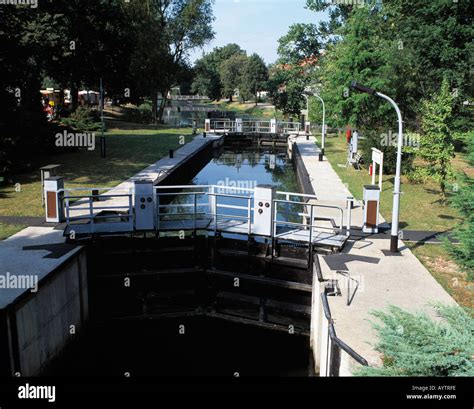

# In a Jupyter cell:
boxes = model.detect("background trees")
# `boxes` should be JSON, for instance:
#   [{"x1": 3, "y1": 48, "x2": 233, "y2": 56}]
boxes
[
  {"x1": 0, "y1": 0, "x2": 215, "y2": 176},
  {"x1": 192, "y1": 45, "x2": 268, "y2": 104}
]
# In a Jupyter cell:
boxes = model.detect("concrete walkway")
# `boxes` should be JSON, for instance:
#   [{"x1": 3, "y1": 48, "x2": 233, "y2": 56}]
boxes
[
  {"x1": 0, "y1": 133, "x2": 224, "y2": 307},
  {"x1": 294, "y1": 134, "x2": 457, "y2": 373}
]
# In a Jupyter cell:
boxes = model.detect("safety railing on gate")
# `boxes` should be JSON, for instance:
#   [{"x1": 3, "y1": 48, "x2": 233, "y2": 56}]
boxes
[
  {"x1": 154, "y1": 185, "x2": 254, "y2": 235},
  {"x1": 279, "y1": 121, "x2": 301, "y2": 134},
  {"x1": 275, "y1": 191, "x2": 353, "y2": 236},
  {"x1": 61, "y1": 187, "x2": 133, "y2": 234},
  {"x1": 319, "y1": 292, "x2": 368, "y2": 376},
  {"x1": 242, "y1": 120, "x2": 272, "y2": 134},
  {"x1": 208, "y1": 119, "x2": 236, "y2": 133}
]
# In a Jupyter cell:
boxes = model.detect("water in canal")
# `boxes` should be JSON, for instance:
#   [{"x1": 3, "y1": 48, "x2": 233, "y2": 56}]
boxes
[{"x1": 47, "y1": 143, "x2": 311, "y2": 377}]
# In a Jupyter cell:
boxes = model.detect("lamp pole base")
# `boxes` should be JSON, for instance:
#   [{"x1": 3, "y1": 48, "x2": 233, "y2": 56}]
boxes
[{"x1": 390, "y1": 235, "x2": 399, "y2": 253}]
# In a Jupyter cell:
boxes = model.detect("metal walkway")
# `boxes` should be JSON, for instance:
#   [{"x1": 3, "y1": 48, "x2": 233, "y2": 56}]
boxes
[
  {"x1": 61, "y1": 183, "x2": 354, "y2": 252},
  {"x1": 204, "y1": 118, "x2": 303, "y2": 136}
]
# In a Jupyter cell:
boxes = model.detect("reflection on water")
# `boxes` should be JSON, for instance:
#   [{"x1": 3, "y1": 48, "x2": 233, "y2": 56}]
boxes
[
  {"x1": 47, "y1": 144, "x2": 310, "y2": 377},
  {"x1": 162, "y1": 146, "x2": 302, "y2": 224}
]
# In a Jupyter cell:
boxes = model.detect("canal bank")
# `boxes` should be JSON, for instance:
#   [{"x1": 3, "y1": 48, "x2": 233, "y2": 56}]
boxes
[
  {"x1": 293, "y1": 134, "x2": 457, "y2": 375},
  {"x1": 2, "y1": 131, "x2": 321, "y2": 376}
]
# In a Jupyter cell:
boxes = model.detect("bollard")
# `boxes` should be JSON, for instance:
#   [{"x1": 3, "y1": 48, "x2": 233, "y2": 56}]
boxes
[
  {"x1": 319, "y1": 152, "x2": 323, "y2": 161},
  {"x1": 203, "y1": 132, "x2": 206, "y2": 138},
  {"x1": 92, "y1": 189, "x2": 99, "y2": 202},
  {"x1": 169, "y1": 149, "x2": 174, "y2": 159}
]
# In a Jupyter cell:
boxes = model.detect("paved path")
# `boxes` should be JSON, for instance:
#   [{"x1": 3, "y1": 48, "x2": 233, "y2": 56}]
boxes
[{"x1": 294, "y1": 134, "x2": 457, "y2": 374}]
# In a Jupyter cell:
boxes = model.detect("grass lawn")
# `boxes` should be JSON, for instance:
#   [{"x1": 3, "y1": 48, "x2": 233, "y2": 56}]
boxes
[
  {"x1": 0, "y1": 124, "x2": 193, "y2": 239},
  {"x1": 409, "y1": 243, "x2": 473, "y2": 309},
  {"x1": 322, "y1": 134, "x2": 463, "y2": 231},
  {"x1": 323, "y1": 134, "x2": 473, "y2": 309}
]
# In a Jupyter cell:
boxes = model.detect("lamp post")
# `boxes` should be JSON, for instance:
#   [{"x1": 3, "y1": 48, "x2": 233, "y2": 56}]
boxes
[
  {"x1": 350, "y1": 81, "x2": 403, "y2": 252},
  {"x1": 315, "y1": 93, "x2": 326, "y2": 157}
]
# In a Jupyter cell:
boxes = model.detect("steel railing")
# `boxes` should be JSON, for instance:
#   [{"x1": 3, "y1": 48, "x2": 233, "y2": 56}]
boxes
[
  {"x1": 320, "y1": 292, "x2": 368, "y2": 376},
  {"x1": 61, "y1": 187, "x2": 133, "y2": 233}
]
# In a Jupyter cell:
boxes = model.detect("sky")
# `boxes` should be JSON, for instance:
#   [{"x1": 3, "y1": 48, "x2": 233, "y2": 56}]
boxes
[{"x1": 188, "y1": 0, "x2": 328, "y2": 64}]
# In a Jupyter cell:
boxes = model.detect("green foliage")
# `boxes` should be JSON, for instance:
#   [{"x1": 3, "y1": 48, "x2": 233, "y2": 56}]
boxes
[
  {"x1": 219, "y1": 54, "x2": 248, "y2": 102},
  {"x1": 359, "y1": 129, "x2": 416, "y2": 174},
  {"x1": 414, "y1": 79, "x2": 455, "y2": 200},
  {"x1": 267, "y1": 64, "x2": 309, "y2": 118},
  {"x1": 277, "y1": 23, "x2": 322, "y2": 64},
  {"x1": 121, "y1": 103, "x2": 154, "y2": 124},
  {"x1": 60, "y1": 107, "x2": 102, "y2": 132},
  {"x1": 240, "y1": 54, "x2": 269, "y2": 105},
  {"x1": 192, "y1": 44, "x2": 245, "y2": 100},
  {"x1": 356, "y1": 304, "x2": 474, "y2": 377},
  {"x1": 445, "y1": 172, "x2": 474, "y2": 280}
]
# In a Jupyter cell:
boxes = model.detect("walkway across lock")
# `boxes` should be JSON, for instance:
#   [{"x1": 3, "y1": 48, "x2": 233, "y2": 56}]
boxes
[{"x1": 61, "y1": 182, "x2": 354, "y2": 253}]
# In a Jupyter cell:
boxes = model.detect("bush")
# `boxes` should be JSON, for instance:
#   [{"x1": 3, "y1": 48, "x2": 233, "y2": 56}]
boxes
[
  {"x1": 356, "y1": 304, "x2": 474, "y2": 376},
  {"x1": 60, "y1": 106, "x2": 102, "y2": 132},
  {"x1": 121, "y1": 102, "x2": 154, "y2": 124},
  {"x1": 445, "y1": 173, "x2": 474, "y2": 280},
  {"x1": 360, "y1": 129, "x2": 416, "y2": 174},
  {"x1": 137, "y1": 102, "x2": 153, "y2": 123}
]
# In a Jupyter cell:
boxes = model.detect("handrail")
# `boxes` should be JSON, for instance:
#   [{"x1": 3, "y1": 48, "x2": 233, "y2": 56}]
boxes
[{"x1": 320, "y1": 292, "x2": 368, "y2": 367}]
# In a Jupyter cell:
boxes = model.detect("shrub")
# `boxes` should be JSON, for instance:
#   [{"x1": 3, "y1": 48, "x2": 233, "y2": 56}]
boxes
[
  {"x1": 355, "y1": 304, "x2": 474, "y2": 377},
  {"x1": 360, "y1": 129, "x2": 415, "y2": 174},
  {"x1": 60, "y1": 106, "x2": 102, "y2": 132},
  {"x1": 445, "y1": 173, "x2": 474, "y2": 280}
]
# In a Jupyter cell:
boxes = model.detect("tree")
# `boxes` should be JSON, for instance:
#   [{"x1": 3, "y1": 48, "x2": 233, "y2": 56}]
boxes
[
  {"x1": 277, "y1": 23, "x2": 322, "y2": 65},
  {"x1": 219, "y1": 54, "x2": 248, "y2": 102},
  {"x1": 415, "y1": 78, "x2": 455, "y2": 201},
  {"x1": 356, "y1": 304, "x2": 474, "y2": 377},
  {"x1": 192, "y1": 44, "x2": 245, "y2": 100},
  {"x1": 125, "y1": 0, "x2": 214, "y2": 122},
  {"x1": 240, "y1": 54, "x2": 269, "y2": 106}
]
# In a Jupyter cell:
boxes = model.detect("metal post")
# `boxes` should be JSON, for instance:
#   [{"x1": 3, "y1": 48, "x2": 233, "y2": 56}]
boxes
[
  {"x1": 100, "y1": 78, "x2": 106, "y2": 158},
  {"x1": 376, "y1": 92, "x2": 403, "y2": 252},
  {"x1": 315, "y1": 94, "x2": 325, "y2": 159}
]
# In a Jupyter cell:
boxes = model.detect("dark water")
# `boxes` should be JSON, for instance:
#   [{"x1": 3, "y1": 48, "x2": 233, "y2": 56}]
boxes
[
  {"x1": 47, "y1": 144, "x2": 311, "y2": 377},
  {"x1": 51, "y1": 318, "x2": 310, "y2": 376},
  {"x1": 164, "y1": 145, "x2": 302, "y2": 226}
]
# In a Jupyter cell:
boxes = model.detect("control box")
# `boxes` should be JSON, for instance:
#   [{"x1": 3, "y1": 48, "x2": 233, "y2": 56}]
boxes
[
  {"x1": 362, "y1": 185, "x2": 380, "y2": 233},
  {"x1": 270, "y1": 119, "x2": 277, "y2": 134},
  {"x1": 44, "y1": 177, "x2": 64, "y2": 223},
  {"x1": 134, "y1": 180, "x2": 155, "y2": 231},
  {"x1": 235, "y1": 118, "x2": 243, "y2": 133},
  {"x1": 253, "y1": 185, "x2": 276, "y2": 236}
]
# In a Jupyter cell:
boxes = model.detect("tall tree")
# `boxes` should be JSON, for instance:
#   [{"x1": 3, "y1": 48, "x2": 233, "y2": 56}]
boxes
[
  {"x1": 277, "y1": 23, "x2": 323, "y2": 65},
  {"x1": 241, "y1": 54, "x2": 269, "y2": 106},
  {"x1": 417, "y1": 78, "x2": 455, "y2": 201},
  {"x1": 125, "y1": 0, "x2": 215, "y2": 122},
  {"x1": 192, "y1": 43, "x2": 245, "y2": 100},
  {"x1": 219, "y1": 54, "x2": 248, "y2": 102}
]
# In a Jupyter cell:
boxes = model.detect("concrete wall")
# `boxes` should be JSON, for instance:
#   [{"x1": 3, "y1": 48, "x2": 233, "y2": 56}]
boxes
[{"x1": 3, "y1": 251, "x2": 88, "y2": 376}]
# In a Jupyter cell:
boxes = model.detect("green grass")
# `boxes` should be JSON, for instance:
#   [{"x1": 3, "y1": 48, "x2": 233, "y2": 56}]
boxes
[
  {"x1": 0, "y1": 125, "x2": 193, "y2": 239},
  {"x1": 323, "y1": 135, "x2": 463, "y2": 231},
  {"x1": 408, "y1": 243, "x2": 473, "y2": 309}
]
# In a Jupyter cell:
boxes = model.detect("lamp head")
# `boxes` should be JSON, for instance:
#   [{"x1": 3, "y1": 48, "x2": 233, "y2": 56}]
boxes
[{"x1": 350, "y1": 81, "x2": 376, "y2": 95}]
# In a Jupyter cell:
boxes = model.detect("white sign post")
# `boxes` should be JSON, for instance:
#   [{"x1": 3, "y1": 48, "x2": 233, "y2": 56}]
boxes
[{"x1": 371, "y1": 148, "x2": 384, "y2": 190}]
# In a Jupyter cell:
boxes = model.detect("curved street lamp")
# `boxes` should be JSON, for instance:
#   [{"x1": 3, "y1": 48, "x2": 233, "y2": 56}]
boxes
[
  {"x1": 303, "y1": 86, "x2": 326, "y2": 161},
  {"x1": 350, "y1": 81, "x2": 403, "y2": 252}
]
